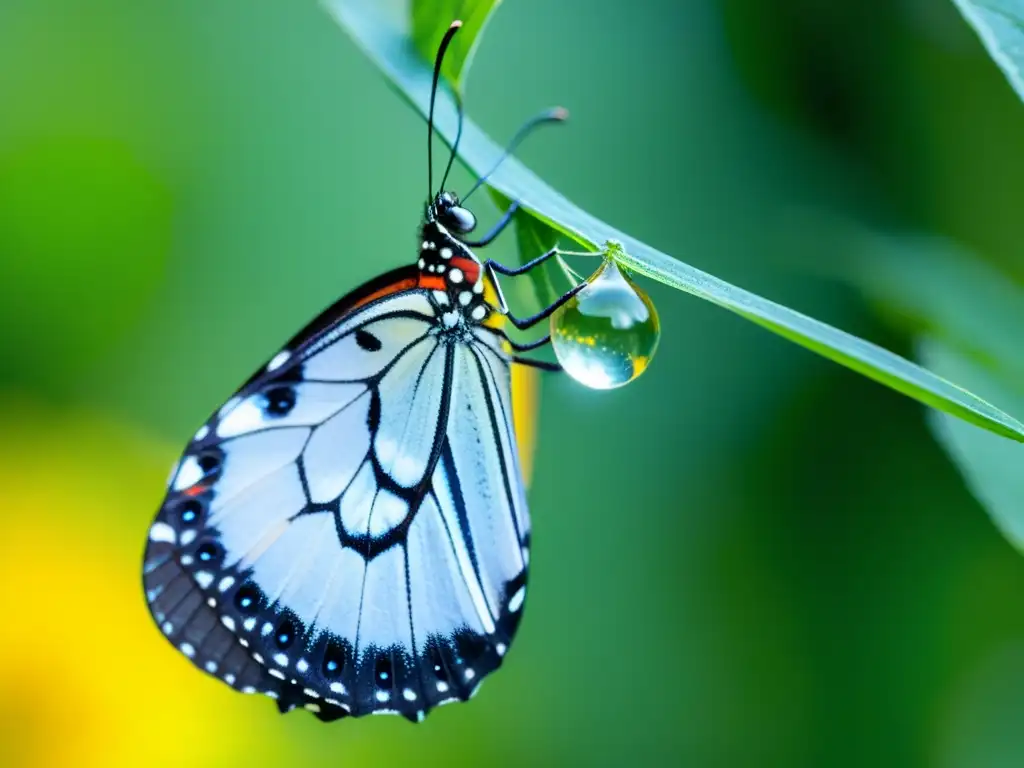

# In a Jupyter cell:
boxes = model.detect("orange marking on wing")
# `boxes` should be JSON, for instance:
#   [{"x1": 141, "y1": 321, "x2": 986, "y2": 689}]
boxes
[
  {"x1": 349, "y1": 277, "x2": 419, "y2": 312},
  {"x1": 183, "y1": 484, "x2": 207, "y2": 497},
  {"x1": 417, "y1": 274, "x2": 447, "y2": 291}
]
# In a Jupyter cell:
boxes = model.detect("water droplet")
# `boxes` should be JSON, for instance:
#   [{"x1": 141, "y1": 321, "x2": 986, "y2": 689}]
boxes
[{"x1": 550, "y1": 256, "x2": 660, "y2": 389}]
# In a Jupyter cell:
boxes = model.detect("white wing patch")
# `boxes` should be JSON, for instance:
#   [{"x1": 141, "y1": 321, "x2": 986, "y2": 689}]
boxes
[
  {"x1": 375, "y1": 341, "x2": 446, "y2": 487},
  {"x1": 357, "y1": 545, "x2": 413, "y2": 652},
  {"x1": 213, "y1": 463, "x2": 305, "y2": 568},
  {"x1": 406, "y1": 494, "x2": 489, "y2": 649},
  {"x1": 304, "y1": 392, "x2": 372, "y2": 504},
  {"x1": 431, "y1": 455, "x2": 497, "y2": 636},
  {"x1": 446, "y1": 347, "x2": 526, "y2": 614},
  {"x1": 304, "y1": 316, "x2": 431, "y2": 382},
  {"x1": 216, "y1": 428, "x2": 310, "y2": 504},
  {"x1": 217, "y1": 382, "x2": 364, "y2": 439},
  {"x1": 316, "y1": 545, "x2": 366, "y2": 643}
]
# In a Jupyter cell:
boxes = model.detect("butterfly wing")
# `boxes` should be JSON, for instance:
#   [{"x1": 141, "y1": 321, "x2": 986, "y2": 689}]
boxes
[{"x1": 143, "y1": 267, "x2": 530, "y2": 722}]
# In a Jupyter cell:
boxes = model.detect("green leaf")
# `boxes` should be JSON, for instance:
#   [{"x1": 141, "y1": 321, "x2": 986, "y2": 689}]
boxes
[
  {"x1": 410, "y1": 0, "x2": 500, "y2": 89},
  {"x1": 920, "y1": 337, "x2": 1024, "y2": 550},
  {"x1": 847, "y1": 227, "x2": 1024, "y2": 550},
  {"x1": 951, "y1": 0, "x2": 1024, "y2": 105},
  {"x1": 323, "y1": 0, "x2": 1024, "y2": 443}
]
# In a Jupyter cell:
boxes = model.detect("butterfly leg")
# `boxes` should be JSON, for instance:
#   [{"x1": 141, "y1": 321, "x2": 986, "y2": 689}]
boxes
[
  {"x1": 503, "y1": 333, "x2": 551, "y2": 352},
  {"x1": 511, "y1": 356, "x2": 562, "y2": 371},
  {"x1": 461, "y1": 202, "x2": 520, "y2": 247},
  {"x1": 483, "y1": 247, "x2": 558, "y2": 276},
  {"x1": 505, "y1": 334, "x2": 562, "y2": 370},
  {"x1": 503, "y1": 283, "x2": 585, "y2": 331}
]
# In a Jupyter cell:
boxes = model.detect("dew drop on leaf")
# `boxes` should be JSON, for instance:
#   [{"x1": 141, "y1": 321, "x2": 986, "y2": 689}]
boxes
[{"x1": 550, "y1": 258, "x2": 660, "y2": 389}]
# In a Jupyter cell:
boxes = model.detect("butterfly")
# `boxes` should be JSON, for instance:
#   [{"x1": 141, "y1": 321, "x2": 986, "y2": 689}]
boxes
[{"x1": 142, "y1": 20, "x2": 579, "y2": 723}]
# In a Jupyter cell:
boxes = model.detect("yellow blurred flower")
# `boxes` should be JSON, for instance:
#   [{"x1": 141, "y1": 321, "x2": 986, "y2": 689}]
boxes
[{"x1": 0, "y1": 397, "x2": 287, "y2": 768}]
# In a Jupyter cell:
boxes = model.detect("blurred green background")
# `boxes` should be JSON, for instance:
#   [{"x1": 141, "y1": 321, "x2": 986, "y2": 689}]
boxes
[{"x1": 3, "y1": 0, "x2": 1024, "y2": 765}]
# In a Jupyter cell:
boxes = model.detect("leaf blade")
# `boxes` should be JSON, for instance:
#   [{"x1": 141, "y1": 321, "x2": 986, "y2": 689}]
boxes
[
  {"x1": 324, "y1": 0, "x2": 1024, "y2": 442},
  {"x1": 920, "y1": 337, "x2": 1024, "y2": 550},
  {"x1": 951, "y1": 0, "x2": 1024, "y2": 104},
  {"x1": 410, "y1": 0, "x2": 500, "y2": 88}
]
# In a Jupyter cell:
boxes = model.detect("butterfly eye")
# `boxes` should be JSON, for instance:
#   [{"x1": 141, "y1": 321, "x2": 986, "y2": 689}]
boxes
[{"x1": 446, "y1": 205, "x2": 476, "y2": 234}]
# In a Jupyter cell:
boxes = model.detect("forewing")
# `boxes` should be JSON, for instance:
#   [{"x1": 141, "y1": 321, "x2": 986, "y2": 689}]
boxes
[{"x1": 144, "y1": 279, "x2": 531, "y2": 722}]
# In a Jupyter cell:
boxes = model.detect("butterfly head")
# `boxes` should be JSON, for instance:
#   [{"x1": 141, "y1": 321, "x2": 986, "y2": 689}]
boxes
[{"x1": 427, "y1": 191, "x2": 477, "y2": 235}]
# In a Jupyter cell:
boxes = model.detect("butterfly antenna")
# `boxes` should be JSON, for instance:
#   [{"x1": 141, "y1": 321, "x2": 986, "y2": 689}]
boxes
[
  {"x1": 461, "y1": 107, "x2": 568, "y2": 202},
  {"x1": 438, "y1": 84, "x2": 464, "y2": 194},
  {"x1": 428, "y1": 20, "x2": 463, "y2": 202}
]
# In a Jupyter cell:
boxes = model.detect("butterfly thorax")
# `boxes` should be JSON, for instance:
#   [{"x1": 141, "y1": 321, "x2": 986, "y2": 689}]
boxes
[{"x1": 417, "y1": 220, "x2": 490, "y2": 328}]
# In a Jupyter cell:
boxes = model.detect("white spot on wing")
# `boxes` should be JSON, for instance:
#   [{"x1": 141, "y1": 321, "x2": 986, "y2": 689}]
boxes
[
  {"x1": 267, "y1": 350, "x2": 290, "y2": 371},
  {"x1": 149, "y1": 522, "x2": 176, "y2": 544},
  {"x1": 508, "y1": 585, "x2": 525, "y2": 613},
  {"x1": 171, "y1": 456, "x2": 203, "y2": 491},
  {"x1": 218, "y1": 396, "x2": 242, "y2": 419}
]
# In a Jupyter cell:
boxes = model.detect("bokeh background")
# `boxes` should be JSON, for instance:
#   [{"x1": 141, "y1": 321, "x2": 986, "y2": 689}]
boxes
[{"x1": 2, "y1": 0, "x2": 1024, "y2": 765}]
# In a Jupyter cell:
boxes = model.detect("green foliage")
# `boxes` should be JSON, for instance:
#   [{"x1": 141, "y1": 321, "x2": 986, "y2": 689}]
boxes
[
  {"x1": 410, "y1": 0, "x2": 500, "y2": 89},
  {"x1": 324, "y1": 0, "x2": 1024, "y2": 442},
  {"x1": 952, "y1": 0, "x2": 1024, "y2": 104},
  {"x1": 851, "y1": 231, "x2": 1024, "y2": 550}
]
